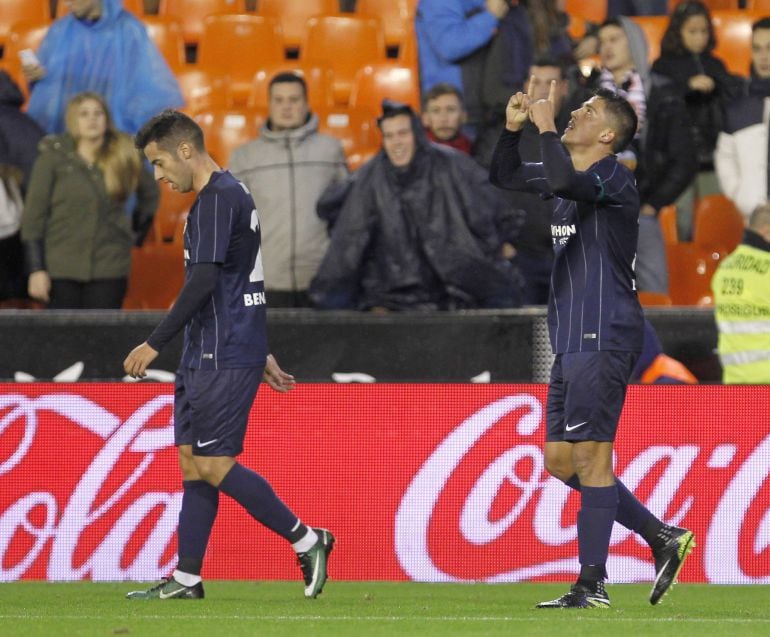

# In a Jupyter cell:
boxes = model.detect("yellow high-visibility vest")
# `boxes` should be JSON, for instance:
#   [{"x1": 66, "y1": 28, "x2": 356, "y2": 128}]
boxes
[{"x1": 712, "y1": 243, "x2": 770, "y2": 384}]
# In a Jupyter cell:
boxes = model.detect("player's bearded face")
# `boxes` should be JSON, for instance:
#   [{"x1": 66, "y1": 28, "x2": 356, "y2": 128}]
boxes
[
  {"x1": 163, "y1": 153, "x2": 194, "y2": 192},
  {"x1": 145, "y1": 141, "x2": 194, "y2": 193}
]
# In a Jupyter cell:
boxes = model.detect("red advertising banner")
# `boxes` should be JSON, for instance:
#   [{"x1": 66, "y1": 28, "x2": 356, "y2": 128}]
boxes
[{"x1": 1, "y1": 384, "x2": 769, "y2": 584}]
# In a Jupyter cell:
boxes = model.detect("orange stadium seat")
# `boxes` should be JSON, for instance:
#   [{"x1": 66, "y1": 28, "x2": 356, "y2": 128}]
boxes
[
  {"x1": 349, "y1": 63, "x2": 421, "y2": 112},
  {"x1": 659, "y1": 196, "x2": 744, "y2": 306},
  {"x1": 158, "y1": 0, "x2": 246, "y2": 46},
  {"x1": 564, "y1": 0, "x2": 606, "y2": 24},
  {"x1": 257, "y1": 0, "x2": 338, "y2": 52},
  {"x1": 747, "y1": 0, "x2": 770, "y2": 10},
  {"x1": 150, "y1": 187, "x2": 196, "y2": 244},
  {"x1": 712, "y1": 10, "x2": 756, "y2": 76},
  {"x1": 658, "y1": 205, "x2": 679, "y2": 245},
  {"x1": 567, "y1": 14, "x2": 588, "y2": 40},
  {"x1": 666, "y1": 242, "x2": 724, "y2": 306},
  {"x1": 317, "y1": 106, "x2": 381, "y2": 159},
  {"x1": 637, "y1": 291, "x2": 673, "y2": 307},
  {"x1": 356, "y1": 0, "x2": 414, "y2": 50},
  {"x1": 247, "y1": 63, "x2": 335, "y2": 112},
  {"x1": 692, "y1": 194, "x2": 745, "y2": 254},
  {"x1": 197, "y1": 14, "x2": 285, "y2": 104},
  {"x1": 631, "y1": 15, "x2": 668, "y2": 64},
  {"x1": 193, "y1": 107, "x2": 266, "y2": 166},
  {"x1": 142, "y1": 16, "x2": 186, "y2": 72},
  {"x1": 56, "y1": 0, "x2": 145, "y2": 17},
  {"x1": 316, "y1": 106, "x2": 376, "y2": 153},
  {"x1": 1, "y1": 20, "x2": 48, "y2": 94},
  {"x1": 123, "y1": 213, "x2": 186, "y2": 309},
  {"x1": 176, "y1": 68, "x2": 233, "y2": 113},
  {"x1": 397, "y1": 24, "x2": 419, "y2": 70},
  {"x1": 0, "y1": 0, "x2": 49, "y2": 47},
  {"x1": 301, "y1": 14, "x2": 387, "y2": 105}
]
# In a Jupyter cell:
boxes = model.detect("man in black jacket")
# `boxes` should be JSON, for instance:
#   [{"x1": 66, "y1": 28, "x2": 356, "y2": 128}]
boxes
[
  {"x1": 309, "y1": 101, "x2": 522, "y2": 311},
  {"x1": 585, "y1": 17, "x2": 697, "y2": 294}
]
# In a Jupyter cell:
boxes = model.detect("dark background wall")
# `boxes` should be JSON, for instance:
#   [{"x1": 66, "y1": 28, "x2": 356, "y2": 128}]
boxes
[{"x1": 0, "y1": 308, "x2": 720, "y2": 382}]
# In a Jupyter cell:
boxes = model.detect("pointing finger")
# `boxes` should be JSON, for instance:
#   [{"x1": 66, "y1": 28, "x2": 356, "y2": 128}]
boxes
[
  {"x1": 527, "y1": 75, "x2": 534, "y2": 99},
  {"x1": 548, "y1": 79, "x2": 556, "y2": 105}
]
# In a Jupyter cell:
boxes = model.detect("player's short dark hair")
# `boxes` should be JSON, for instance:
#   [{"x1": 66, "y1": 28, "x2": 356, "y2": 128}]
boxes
[
  {"x1": 753, "y1": 17, "x2": 770, "y2": 32},
  {"x1": 268, "y1": 71, "x2": 307, "y2": 98},
  {"x1": 593, "y1": 87, "x2": 638, "y2": 153},
  {"x1": 422, "y1": 83, "x2": 464, "y2": 109},
  {"x1": 134, "y1": 110, "x2": 205, "y2": 153}
]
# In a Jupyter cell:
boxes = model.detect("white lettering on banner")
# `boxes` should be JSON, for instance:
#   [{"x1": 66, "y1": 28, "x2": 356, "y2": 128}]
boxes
[
  {"x1": 3, "y1": 389, "x2": 770, "y2": 582},
  {"x1": 605, "y1": 446, "x2": 697, "y2": 547},
  {"x1": 460, "y1": 445, "x2": 545, "y2": 545},
  {"x1": 394, "y1": 393, "x2": 770, "y2": 583},
  {"x1": 705, "y1": 434, "x2": 770, "y2": 583},
  {"x1": 0, "y1": 394, "x2": 178, "y2": 582},
  {"x1": 394, "y1": 395, "x2": 543, "y2": 582}
]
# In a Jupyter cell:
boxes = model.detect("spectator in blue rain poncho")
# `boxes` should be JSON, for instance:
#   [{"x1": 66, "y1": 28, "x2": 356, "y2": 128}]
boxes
[{"x1": 23, "y1": 0, "x2": 183, "y2": 134}]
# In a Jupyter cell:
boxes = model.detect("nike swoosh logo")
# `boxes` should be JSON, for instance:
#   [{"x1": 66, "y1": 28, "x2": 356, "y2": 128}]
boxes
[
  {"x1": 159, "y1": 587, "x2": 186, "y2": 599},
  {"x1": 565, "y1": 421, "x2": 588, "y2": 432},
  {"x1": 196, "y1": 438, "x2": 218, "y2": 448}
]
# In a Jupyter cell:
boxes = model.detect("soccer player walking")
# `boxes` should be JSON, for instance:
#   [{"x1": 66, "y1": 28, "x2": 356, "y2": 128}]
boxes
[
  {"x1": 123, "y1": 111, "x2": 334, "y2": 600},
  {"x1": 490, "y1": 82, "x2": 693, "y2": 608}
]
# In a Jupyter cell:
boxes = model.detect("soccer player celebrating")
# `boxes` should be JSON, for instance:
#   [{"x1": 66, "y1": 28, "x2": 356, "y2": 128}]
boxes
[
  {"x1": 490, "y1": 82, "x2": 694, "y2": 608},
  {"x1": 123, "y1": 111, "x2": 334, "y2": 600}
]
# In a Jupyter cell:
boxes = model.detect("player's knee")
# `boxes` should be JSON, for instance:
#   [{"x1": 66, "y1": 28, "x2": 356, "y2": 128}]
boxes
[
  {"x1": 543, "y1": 445, "x2": 574, "y2": 481},
  {"x1": 544, "y1": 457, "x2": 573, "y2": 482},
  {"x1": 572, "y1": 450, "x2": 612, "y2": 483},
  {"x1": 191, "y1": 455, "x2": 234, "y2": 486}
]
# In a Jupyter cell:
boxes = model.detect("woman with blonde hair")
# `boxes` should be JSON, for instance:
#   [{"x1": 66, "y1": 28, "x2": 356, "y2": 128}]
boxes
[{"x1": 21, "y1": 91, "x2": 158, "y2": 308}]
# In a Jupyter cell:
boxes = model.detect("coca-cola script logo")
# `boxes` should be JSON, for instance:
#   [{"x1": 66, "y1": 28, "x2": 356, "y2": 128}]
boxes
[
  {"x1": 3, "y1": 385, "x2": 770, "y2": 584},
  {"x1": 395, "y1": 392, "x2": 770, "y2": 584},
  {"x1": 0, "y1": 392, "x2": 179, "y2": 581}
]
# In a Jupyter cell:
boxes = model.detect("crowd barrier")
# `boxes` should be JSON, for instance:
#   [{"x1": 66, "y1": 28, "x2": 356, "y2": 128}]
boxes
[
  {"x1": 2, "y1": 382, "x2": 768, "y2": 584},
  {"x1": 0, "y1": 307, "x2": 720, "y2": 382}
]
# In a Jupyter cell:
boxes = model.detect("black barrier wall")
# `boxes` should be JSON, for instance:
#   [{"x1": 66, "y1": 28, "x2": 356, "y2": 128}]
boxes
[{"x1": 0, "y1": 308, "x2": 720, "y2": 382}]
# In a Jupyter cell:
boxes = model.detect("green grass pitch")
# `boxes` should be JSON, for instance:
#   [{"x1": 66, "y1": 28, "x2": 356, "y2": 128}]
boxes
[{"x1": 1, "y1": 582, "x2": 769, "y2": 637}]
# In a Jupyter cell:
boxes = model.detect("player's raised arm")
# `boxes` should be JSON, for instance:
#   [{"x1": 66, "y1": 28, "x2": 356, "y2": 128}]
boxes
[
  {"x1": 529, "y1": 79, "x2": 557, "y2": 134},
  {"x1": 490, "y1": 77, "x2": 550, "y2": 193},
  {"x1": 504, "y1": 76, "x2": 533, "y2": 132}
]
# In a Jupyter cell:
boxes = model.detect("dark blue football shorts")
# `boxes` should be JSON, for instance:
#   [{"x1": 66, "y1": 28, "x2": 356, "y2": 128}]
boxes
[
  {"x1": 174, "y1": 366, "x2": 264, "y2": 457},
  {"x1": 546, "y1": 350, "x2": 639, "y2": 443}
]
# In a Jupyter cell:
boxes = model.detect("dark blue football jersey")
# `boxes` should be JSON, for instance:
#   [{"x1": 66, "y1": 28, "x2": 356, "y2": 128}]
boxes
[
  {"x1": 180, "y1": 171, "x2": 268, "y2": 369},
  {"x1": 490, "y1": 130, "x2": 644, "y2": 354}
]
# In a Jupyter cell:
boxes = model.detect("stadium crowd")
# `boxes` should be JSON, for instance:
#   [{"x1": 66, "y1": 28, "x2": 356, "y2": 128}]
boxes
[{"x1": 0, "y1": 0, "x2": 768, "y2": 380}]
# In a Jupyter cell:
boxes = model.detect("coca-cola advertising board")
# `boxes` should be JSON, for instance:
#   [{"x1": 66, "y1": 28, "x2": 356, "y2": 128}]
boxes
[{"x1": 1, "y1": 383, "x2": 769, "y2": 584}]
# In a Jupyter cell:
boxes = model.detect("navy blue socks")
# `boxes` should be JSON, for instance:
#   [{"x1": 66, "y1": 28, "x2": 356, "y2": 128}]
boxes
[
  {"x1": 566, "y1": 474, "x2": 662, "y2": 541},
  {"x1": 218, "y1": 463, "x2": 300, "y2": 541},
  {"x1": 177, "y1": 479, "x2": 219, "y2": 576},
  {"x1": 577, "y1": 485, "x2": 618, "y2": 583}
]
